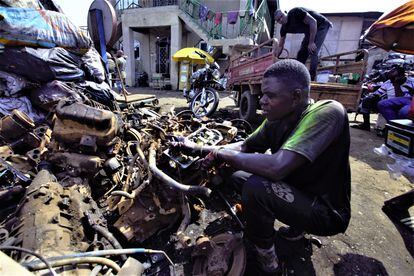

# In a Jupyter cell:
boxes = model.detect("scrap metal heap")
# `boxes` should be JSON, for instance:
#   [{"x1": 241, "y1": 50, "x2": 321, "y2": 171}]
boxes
[
  {"x1": 0, "y1": 1, "x2": 251, "y2": 273},
  {"x1": 0, "y1": 94, "x2": 250, "y2": 275}
]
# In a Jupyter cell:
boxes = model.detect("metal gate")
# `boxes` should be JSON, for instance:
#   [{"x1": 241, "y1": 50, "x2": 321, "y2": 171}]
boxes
[{"x1": 156, "y1": 37, "x2": 170, "y2": 76}]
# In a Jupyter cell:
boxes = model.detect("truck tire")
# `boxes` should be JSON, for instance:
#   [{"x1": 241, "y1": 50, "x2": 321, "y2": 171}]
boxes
[{"x1": 239, "y1": 91, "x2": 257, "y2": 122}]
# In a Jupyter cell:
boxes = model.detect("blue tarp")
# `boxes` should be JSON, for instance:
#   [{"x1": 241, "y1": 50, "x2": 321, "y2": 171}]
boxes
[{"x1": 0, "y1": 7, "x2": 92, "y2": 53}]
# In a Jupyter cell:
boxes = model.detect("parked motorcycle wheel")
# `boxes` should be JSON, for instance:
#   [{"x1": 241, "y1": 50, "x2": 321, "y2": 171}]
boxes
[{"x1": 190, "y1": 88, "x2": 219, "y2": 118}]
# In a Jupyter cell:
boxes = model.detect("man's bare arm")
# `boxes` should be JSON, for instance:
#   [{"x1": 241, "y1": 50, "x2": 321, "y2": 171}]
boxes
[
  {"x1": 276, "y1": 36, "x2": 286, "y2": 57},
  {"x1": 303, "y1": 13, "x2": 317, "y2": 53},
  {"x1": 216, "y1": 148, "x2": 308, "y2": 182},
  {"x1": 196, "y1": 141, "x2": 253, "y2": 154}
]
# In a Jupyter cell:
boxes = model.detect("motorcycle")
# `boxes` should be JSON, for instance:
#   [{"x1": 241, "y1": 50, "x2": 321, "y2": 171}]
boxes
[{"x1": 183, "y1": 51, "x2": 222, "y2": 117}]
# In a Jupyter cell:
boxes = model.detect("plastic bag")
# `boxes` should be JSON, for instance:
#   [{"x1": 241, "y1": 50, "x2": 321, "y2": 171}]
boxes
[
  {"x1": 81, "y1": 48, "x2": 106, "y2": 84},
  {"x1": 0, "y1": 47, "x2": 84, "y2": 82},
  {"x1": 0, "y1": 7, "x2": 92, "y2": 53},
  {"x1": 0, "y1": 0, "x2": 42, "y2": 9},
  {"x1": 0, "y1": 70, "x2": 28, "y2": 96},
  {"x1": 30, "y1": 80, "x2": 82, "y2": 111},
  {"x1": 76, "y1": 81, "x2": 117, "y2": 110},
  {"x1": 0, "y1": 96, "x2": 45, "y2": 122}
]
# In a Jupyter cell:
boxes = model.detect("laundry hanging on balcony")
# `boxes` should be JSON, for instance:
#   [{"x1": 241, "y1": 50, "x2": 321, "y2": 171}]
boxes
[
  {"x1": 199, "y1": 5, "x2": 208, "y2": 22},
  {"x1": 207, "y1": 10, "x2": 215, "y2": 21},
  {"x1": 248, "y1": 0, "x2": 255, "y2": 16},
  {"x1": 214, "y1": 12, "x2": 222, "y2": 25},
  {"x1": 227, "y1": 11, "x2": 239, "y2": 24}
]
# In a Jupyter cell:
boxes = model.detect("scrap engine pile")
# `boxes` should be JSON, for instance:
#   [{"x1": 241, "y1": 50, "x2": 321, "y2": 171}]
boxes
[{"x1": 0, "y1": 1, "x2": 251, "y2": 275}]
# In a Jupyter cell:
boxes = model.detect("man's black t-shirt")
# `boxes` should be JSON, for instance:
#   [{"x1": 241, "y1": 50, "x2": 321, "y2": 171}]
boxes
[
  {"x1": 280, "y1": 7, "x2": 331, "y2": 37},
  {"x1": 245, "y1": 100, "x2": 351, "y2": 226}
]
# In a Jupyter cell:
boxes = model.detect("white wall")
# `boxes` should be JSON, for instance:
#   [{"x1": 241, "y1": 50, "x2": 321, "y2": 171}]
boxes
[
  {"x1": 202, "y1": 0, "x2": 241, "y2": 11},
  {"x1": 122, "y1": 6, "x2": 181, "y2": 88},
  {"x1": 183, "y1": 31, "x2": 202, "y2": 48},
  {"x1": 275, "y1": 16, "x2": 365, "y2": 59},
  {"x1": 134, "y1": 32, "x2": 150, "y2": 74}
]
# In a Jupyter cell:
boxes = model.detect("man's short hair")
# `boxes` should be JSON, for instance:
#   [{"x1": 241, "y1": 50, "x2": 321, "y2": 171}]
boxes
[{"x1": 263, "y1": 59, "x2": 310, "y2": 92}]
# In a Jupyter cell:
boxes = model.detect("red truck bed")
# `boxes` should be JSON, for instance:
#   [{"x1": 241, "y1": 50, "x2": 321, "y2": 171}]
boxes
[{"x1": 228, "y1": 39, "x2": 369, "y2": 121}]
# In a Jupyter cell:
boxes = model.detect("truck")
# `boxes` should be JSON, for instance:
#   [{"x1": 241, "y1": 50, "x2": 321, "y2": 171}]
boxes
[{"x1": 227, "y1": 38, "x2": 369, "y2": 122}]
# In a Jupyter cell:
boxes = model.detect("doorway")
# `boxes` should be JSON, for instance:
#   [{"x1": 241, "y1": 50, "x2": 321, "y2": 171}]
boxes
[{"x1": 156, "y1": 37, "x2": 170, "y2": 77}]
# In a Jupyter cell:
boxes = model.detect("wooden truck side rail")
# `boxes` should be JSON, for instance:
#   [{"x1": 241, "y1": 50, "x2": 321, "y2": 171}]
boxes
[
  {"x1": 228, "y1": 38, "x2": 278, "y2": 88},
  {"x1": 310, "y1": 49, "x2": 369, "y2": 112},
  {"x1": 228, "y1": 40, "x2": 369, "y2": 121}
]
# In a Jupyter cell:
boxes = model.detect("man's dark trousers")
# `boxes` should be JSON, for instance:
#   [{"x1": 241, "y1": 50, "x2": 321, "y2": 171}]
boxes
[
  {"x1": 296, "y1": 23, "x2": 331, "y2": 81},
  {"x1": 231, "y1": 170, "x2": 345, "y2": 248}
]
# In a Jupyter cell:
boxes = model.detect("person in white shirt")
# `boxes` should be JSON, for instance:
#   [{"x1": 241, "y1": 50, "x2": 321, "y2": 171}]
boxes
[
  {"x1": 377, "y1": 74, "x2": 414, "y2": 121},
  {"x1": 352, "y1": 65, "x2": 413, "y2": 131}
]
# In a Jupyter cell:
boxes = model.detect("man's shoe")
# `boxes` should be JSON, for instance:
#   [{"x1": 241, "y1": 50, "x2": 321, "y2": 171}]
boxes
[
  {"x1": 382, "y1": 204, "x2": 414, "y2": 232},
  {"x1": 252, "y1": 244, "x2": 280, "y2": 274},
  {"x1": 351, "y1": 123, "x2": 370, "y2": 131},
  {"x1": 278, "y1": 226, "x2": 306, "y2": 241}
]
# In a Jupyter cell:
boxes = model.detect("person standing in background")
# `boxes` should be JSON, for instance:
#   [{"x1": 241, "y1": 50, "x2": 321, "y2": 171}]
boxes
[
  {"x1": 115, "y1": 49, "x2": 128, "y2": 94},
  {"x1": 275, "y1": 7, "x2": 332, "y2": 81},
  {"x1": 106, "y1": 52, "x2": 116, "y2": 88}
]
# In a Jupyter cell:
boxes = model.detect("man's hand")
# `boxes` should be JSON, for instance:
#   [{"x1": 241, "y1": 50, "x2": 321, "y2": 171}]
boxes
[
  {"x1": 308, "y1": 42, "x2": 317, "y2": 54},
  {"x1": 169, "y1": 136, "x2": 198, "y2": 153},
  {"x1": 276, "y1": 46, "x2": 283, "y2": 58},
  {"x1": 201, "y1": 151, "x2": 217, "y2": 170},
  {"x1": 276, "y1": 36, "x2": 286, "y2": 58},
  {"x1": 200, "y1": 148, "x2": 223, "y2": 169}
]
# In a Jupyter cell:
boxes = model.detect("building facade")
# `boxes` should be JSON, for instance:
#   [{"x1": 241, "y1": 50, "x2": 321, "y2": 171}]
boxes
[
  {"x1": 118, "y1": 0, "x2": 274, "y2": 89},
  {"x1": 118, "y1": 2, "x2": 383, "y2": 89}
]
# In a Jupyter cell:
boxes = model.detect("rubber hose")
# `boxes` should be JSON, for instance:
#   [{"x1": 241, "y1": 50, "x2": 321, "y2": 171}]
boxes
[
  {"x1": 148, "y1": 143, "x2": 211, "y2": 197},
  {"x1": 27, "y1": 257, "x2": 120, "y2": 273}
]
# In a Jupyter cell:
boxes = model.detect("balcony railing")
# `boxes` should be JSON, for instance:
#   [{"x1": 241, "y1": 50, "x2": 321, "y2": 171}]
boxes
[
  {"x1": 179, "y1": 0, "x2": 271, "y2": 43},
  {"x1": 115, "y1": 0, "x2": 178, "y2": 11},
  {"x1": 114, "y1": 0, "x2": 271, "y2": 44}
]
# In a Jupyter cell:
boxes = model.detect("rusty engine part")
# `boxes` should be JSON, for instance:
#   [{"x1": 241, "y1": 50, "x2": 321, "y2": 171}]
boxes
[
  {"x1": 0, "y1": 110, "x2": 52, "y2": 155},
  {"x1": 25, "y1": 125, "x2": 52, "y2": 165},
  {"x1": 149, "y1": 142, "x2": 212, "y2": 197},
  {"x1": 164, "y1": 127, "x2": 223, "y2": 169},
  {"x1": 192, "y1": 233, "x2": 246, "y2": 276},
  {"x1": 53, "y1": 100, "x2": 121, "y2": 150},
  {"x1": 1, "y1": 168, "x2": 131, "y2": 275},
  {"x1": 0, "y1": 145, "x2": 13, "y2": 158},
  {"x1": 0, "y1": 95, "x2": 251, "y2": 275},
  {"x1": 175, "y1": 194, "x2": 192, "y2": 248},
  {"x1": 0, "y1": 110, "x2": 35, "y2": 142},
  {"x1": 48, "y1": 152, "x2": 104, "y2": 175},
  {"x1": 6, "y1": 169, "x2": 93, "y2": 273},
  {"x1": 113, "y1": 189, "x2": 181, "y2": 243},
  {"x1": 0, "y1": 157, "x2": 31, "y2": 184}
]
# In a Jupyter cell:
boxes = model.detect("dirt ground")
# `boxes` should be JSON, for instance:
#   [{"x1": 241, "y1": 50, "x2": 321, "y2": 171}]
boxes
[{"x1": 130, "y1": 88, "x2": 414, "y2": 275}]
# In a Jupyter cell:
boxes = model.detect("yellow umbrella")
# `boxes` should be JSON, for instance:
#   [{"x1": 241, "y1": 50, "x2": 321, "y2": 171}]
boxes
[{"x1": 172, "y1": 47, "x2": 214, "y2": 64}]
